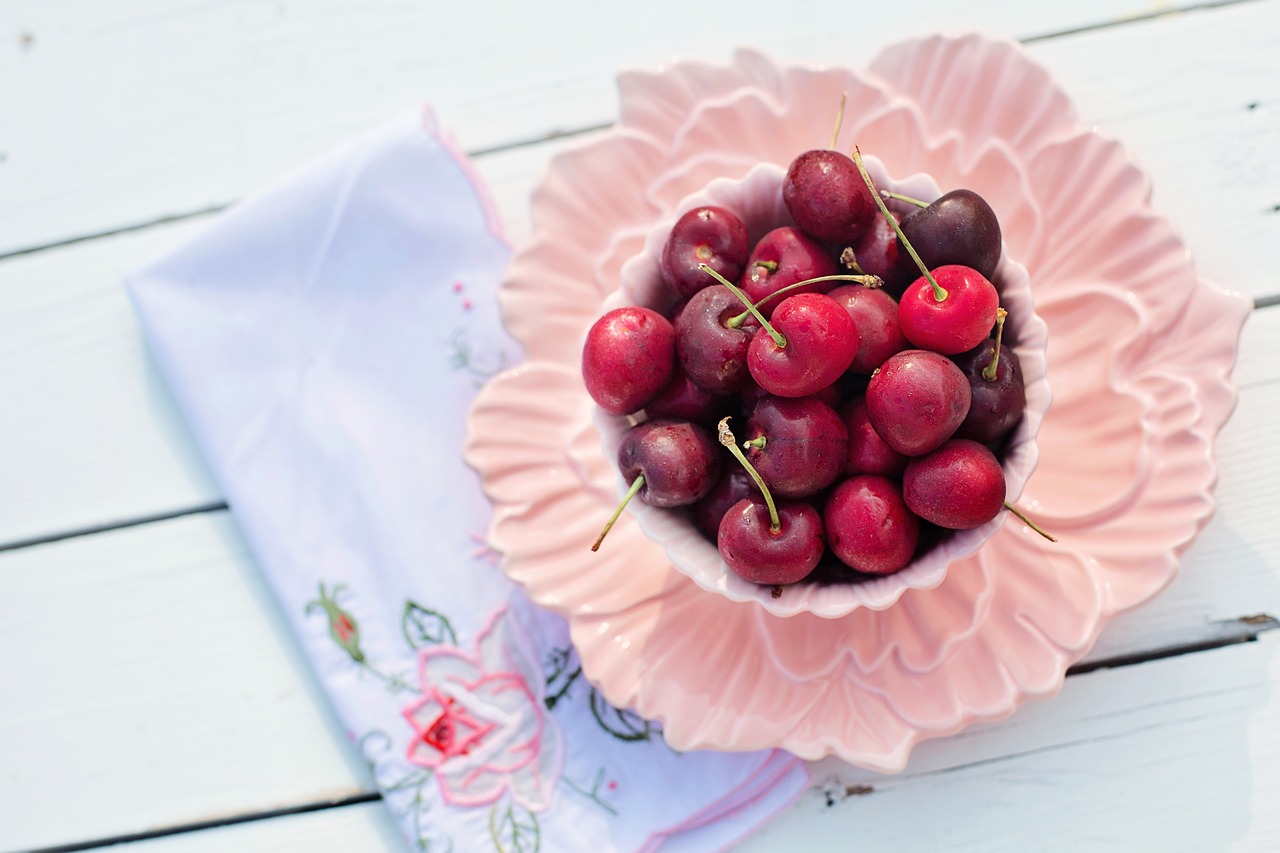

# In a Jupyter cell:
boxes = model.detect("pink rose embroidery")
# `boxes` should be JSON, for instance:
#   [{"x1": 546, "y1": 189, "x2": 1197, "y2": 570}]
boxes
[{"x1": 402, "y1": 606, "x2": 564, "y2": 811}]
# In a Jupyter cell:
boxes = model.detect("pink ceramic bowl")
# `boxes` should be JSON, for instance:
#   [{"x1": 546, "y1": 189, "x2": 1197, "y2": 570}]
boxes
[
  {"x1": 464, "y1": 34, "x2": 1251, "y2": 769},
  {"x1": 596, "y1": 158, "x2": 1051, "y2": 618}
]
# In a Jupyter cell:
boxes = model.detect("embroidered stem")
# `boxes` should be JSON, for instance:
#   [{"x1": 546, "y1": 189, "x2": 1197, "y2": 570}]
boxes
[{"x1": 562, "y1": 767, "x2": 619, "y2": 816}]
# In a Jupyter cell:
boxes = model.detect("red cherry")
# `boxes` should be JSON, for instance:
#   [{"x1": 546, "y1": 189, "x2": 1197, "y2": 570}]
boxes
[
  {"x1": 903, "y1": 439, "x2": 1006, "y2": 529},
  {"x1": 718, "y1": 497, "x2": 824, "y2": 585},
  {"x1": 581, "y1": 306, "x2": 676, "y2": 415},
  {"x1": 747, "y1": 293, "x2": 858, "y2": 398},
  {"x1": 898, "y1": 264, "x2": 999, "y2": 355}
]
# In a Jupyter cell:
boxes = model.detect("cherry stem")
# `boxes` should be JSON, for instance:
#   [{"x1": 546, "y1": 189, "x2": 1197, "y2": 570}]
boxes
[
  {"x1": 880, "y1": 189, "x2": 929, "y2": 208},
  {"x1": 743, "y1": 436, "x2": 767, "y2": 451},
  {"x1": 983, "y1": 308, "x2": 1008, "y2": 382},
  {"x1": 700, "y1": 263, "x2": 786, "y2": 348},
  {"x1": 725, "y1": 273, "x2": 881, "y2": 328},
  {"x1": 1004, "y1": 501, "x2": 1056, "y2": 542},
  {"x1": 592, "y1": 475, "x2": 644, "y2": 552},
  {"x1": 852, "y1": 147, "x2": 946, "y2": 301},
  {"x1": 830, "y1": 92, "x2": 848, "y2": 150},
  {"x1": 718, "y1": 417, "x2": 780, "y2": 533}
]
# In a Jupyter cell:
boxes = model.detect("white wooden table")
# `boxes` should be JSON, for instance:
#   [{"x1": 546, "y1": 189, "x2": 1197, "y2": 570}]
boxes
[{"x1": 3, "y1": 1, "x2": 1279, "y2": 850}]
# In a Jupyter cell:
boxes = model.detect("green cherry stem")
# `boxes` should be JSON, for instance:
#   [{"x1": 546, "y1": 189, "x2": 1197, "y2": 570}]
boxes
[
  {"x1": 718, "y1": 417, "x2": 780, "y2": 533},
  {"x1": 852, "y1": 146, "x2": 947, "y2": 302},
  {"x1": 699, "y1": 263, "x2": 786, "y2": 348},
  {"x1": 725, "y1": 273, "x2": 882, "y2": 328},
  {"x1": 983, "y1": 308, "x2": 1009, "y2": 382},
  {"x1": 1004, "y1": 501, "x2": 1056, "y2": 542},
  {"x1": 879, "y1": 189, "x2": 930, "y2": 208},
  {"x1": 592, "y1": 475, "x2": 644, "y2": 552}
]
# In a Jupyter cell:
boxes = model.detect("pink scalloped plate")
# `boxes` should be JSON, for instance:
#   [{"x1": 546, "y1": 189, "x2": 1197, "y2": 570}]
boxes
[{"x1": 463, "y1": 34, "x2": 1252, "y2": 770}]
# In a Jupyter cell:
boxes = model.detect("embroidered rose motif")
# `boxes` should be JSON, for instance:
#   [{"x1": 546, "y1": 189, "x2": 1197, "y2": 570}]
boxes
[{"x1": 403, "y1": 606, "x2": 564, "y2": 811}]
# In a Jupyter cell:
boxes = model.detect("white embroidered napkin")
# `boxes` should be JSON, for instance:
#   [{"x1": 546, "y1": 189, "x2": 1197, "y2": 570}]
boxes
[{"x1": 126, "y1": 107, "x2": 809, "y2": 852}]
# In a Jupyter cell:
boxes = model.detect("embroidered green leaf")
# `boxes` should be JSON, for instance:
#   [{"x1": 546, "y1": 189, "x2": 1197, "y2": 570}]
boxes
[
  {"x1": 489, "y1": 802, "x2": 540, "y2": 853},
  {"x1": 589, "y1": 688, "x2": 654, "y2": 742},
  {"x1": 402, "y1": 601, "x2": 458, "y2": 649}
]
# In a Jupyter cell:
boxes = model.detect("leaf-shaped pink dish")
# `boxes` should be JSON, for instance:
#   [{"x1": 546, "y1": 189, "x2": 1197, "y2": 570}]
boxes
[{"x1": 464, "y1": 35, "x2": 1252, "y2": 770}]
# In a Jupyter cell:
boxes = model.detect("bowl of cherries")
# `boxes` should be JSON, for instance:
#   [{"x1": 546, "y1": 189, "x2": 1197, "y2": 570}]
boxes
[{"x1": 583, "y1": 146, "x2": 1052, "y2": 618}]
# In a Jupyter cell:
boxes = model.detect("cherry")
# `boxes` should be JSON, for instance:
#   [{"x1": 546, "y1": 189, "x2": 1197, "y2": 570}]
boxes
[
  {"x1": 582, "y1": 306, "x2": 676, "y2": 415},
  {"x1": 643, "y1": 363, "x2": 731, "y2": 427},
  {"x1": 782, "y1": 149, "x2": 877, "y2": 246},
  {"x1": 823, "y1": 475, "x2": 919, "y2": 575},
  {"x1": 840, "y1": 208, "x2": 906, "y2": 293},
  {"x1": 952, "y1": 309, "x2": 1025, "y2": 444},
  {"x1": 693, "y1": 466, "x2": 755, "y2": 541},
  {"x1": 903, "y1": 439, "x2": 1005, "y2": 529},
  {"x1": 592, "y1": 418, "x2": 720, "y2": 551},
  {"x1": 715, "y1": 418, "x2": 824, "y2": 585},
  {"x1": 661, "y1": 206, "x2": 751, "y2": 300},
  {"x1": 898, "y1": 189, "x2": 1002, "y2": 281},
  {"x1": 718, "y1": 497, "x2": 825, "y2": 585},
  {"x1": 865, "y1": 350, "x2": 970, "y2": 456},
  {"x1": 839, "y1": 397, "x2": 908, "y2": 478},
  {"x1": 746, "y1": 293, "x2": 858, "y2": 398},
  {"x1": 743, "y1": 395, "x2": 848, "y2": 499},
  {"x1": 673, "y1": 285, "x2": 760, "y2": 394},
  {"x1": 827, "y1": 284, "x2": 908, "y2": 374},
  {"x1": 852, "y1": 149, "x2": 999, "y2": 356},
  {"x1": 739, "y1": 227, "x2": 840, "y2": 319},
  {"x1": 898, "y1": 264, "x2": 1000, "y2": 355}
]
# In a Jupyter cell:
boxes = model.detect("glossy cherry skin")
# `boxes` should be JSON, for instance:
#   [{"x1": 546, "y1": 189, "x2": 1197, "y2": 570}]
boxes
[
  {"x1": 617, "y1": 419, "x2": 721, "y2": 507},
  {"x1": 582, "y1": 306, "x2": 676, "y2": 415},
  {"x1": 903, "y1": 439, "x2": 1005, "y2": 529},
  {"x1": 898, "y1": 189, "x2": 1002, "y2": 281},
  {"x1": 661, "y1": 205, "x2": 751, "y2": 299},
  {"x1": 865, "y1": 349, "x2": 971, "y2": 456},
  {"x1": 674, "y1": 286, "x2": 761, "y2": 394},
  {"x1": 952, "y1": 339, "x2": 1026, "y2": 444},
  {"x1": 839, "y1": 397, "x2": 908, "y2": 478},
  {"x1": 747, "y1": 293, "x2": 858, "y2": 398},
  {"x1": 823, "y1": 475, "x2": 919, "y2": 575},
  {"x1": 718, "y1": 496, "x2": 824, "y2": 585},
  {"x1": 898, "y1": 265, "x2": 999, "y2": 355},
  {"x1": 828, "y1": 284, "x2": 908, "y2": 374},
  {"x1": 739, "y1": 227, "x2": 840, "y2": 319},
  {"x1": 693, "y1": 466, "x2": 756, "y2": 541},
  {"x1": 782, "y1": 149, "x2": 877, "y2": 246},
  {"x1": 744, "y1": 395, "x2": 848, "y2": 499}
]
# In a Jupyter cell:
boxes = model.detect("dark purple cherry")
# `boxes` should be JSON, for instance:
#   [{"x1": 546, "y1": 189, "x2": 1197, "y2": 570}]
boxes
[
  {"x1": 693, "y1": 466, "x2": 756, "y2": 541},
  {"x1": 903, "y1": 439, "x2": 1005, "y2": 529},
  {"x1": 865, "y1": 350, "x2": 970, "y2": 456},
  {"x1": 582, "y1": 306, "x2": 676, "y2": 415},
  {"x1": 824, "y1": 475, "x2": 919, "y2": 575},
  {"x1": 953, "y1": 336, "x2": 1025, "y2": 444},
  {"x1": 661, "y1": 206, "x2": 751, "y2": 299},
  {"x1": 674, "y1": 286, "x2": 761, "y2": 394},
  {"x1": 743, "y1": 395, "x2": 848, "y2": 499},
  {"x1": 643, "y1": 363, "x2": 731, "y2": 427},
  {"x1": 898, "y1": 189, "x2": 1002, "y2": 281},
  {"x1": 592, "y1": 418, "x2": 721, "y2": 551}
]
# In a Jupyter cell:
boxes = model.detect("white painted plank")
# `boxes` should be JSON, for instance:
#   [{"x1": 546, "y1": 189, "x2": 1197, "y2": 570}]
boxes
[
  {"x1": 0, "y1": 139, "x2": 554, "y2": 548},
  {"x1": 0, "y1": 0, "x2": 1240, "y2": 255},
  {"x1": 738, "y1": 632, "x2": 1280, "y2": 852},
  {"x1": 89, "y1": 803, "x2": 404, "y2": 853},
  {"x1": 2, "y1": 413, "x2": 1278, "y2": 851},
  {"x1": 0, "y1": 513, "x2": 369, "y2": 853}
]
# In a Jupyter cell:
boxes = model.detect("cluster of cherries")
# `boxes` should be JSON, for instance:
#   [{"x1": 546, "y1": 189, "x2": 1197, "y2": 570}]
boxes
[{"x1": 583, "y1": 142, "x2": 1048, "y2": 589}]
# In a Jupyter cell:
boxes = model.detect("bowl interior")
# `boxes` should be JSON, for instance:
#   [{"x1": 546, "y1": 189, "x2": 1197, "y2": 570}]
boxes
[{"x1": 596, "y1": 157, "x2": 1052, "y2": 618}]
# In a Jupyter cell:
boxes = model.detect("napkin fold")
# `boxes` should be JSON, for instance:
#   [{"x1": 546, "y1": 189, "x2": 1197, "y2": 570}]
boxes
[{"x1": 127, "y1": 106, "x2": 808, "y2": 852}]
